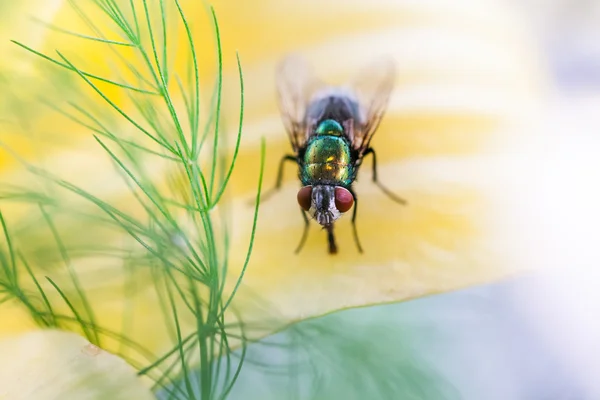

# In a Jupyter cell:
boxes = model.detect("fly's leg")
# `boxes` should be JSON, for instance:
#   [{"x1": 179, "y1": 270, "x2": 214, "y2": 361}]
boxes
[
  {"x1": 294, "y1": 208, "x2": 311, "y2": 254},
  {"x1": 348, "y1": 187, "x2": 363, "y2": 254},
  {"x1": 326, "y1": 224, "x2": 338, "y2": 255},
  {"x1": 254, "y1": 154, "x2": 297, "y2": 205},
  {"x1": 364, "y1": 147, "x2": 407, "y2": 205}
]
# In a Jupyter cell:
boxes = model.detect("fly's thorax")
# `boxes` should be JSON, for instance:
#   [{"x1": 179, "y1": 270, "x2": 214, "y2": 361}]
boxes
[{"x1": 301, "y1": 134, "x2": 354, "y2": 187}]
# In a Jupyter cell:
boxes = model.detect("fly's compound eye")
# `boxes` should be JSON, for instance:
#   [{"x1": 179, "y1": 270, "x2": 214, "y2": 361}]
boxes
[
  {"x1": 297, "y1": 186, "x2": 313, "y2": 211},
  {"x1": 334, "y1": 187, "x2": 354, "y2": 213}
]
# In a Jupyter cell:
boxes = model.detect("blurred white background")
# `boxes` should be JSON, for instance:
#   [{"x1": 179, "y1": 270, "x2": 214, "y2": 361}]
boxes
[{"x1": 495, "y1": 2, "x2": 600, "y2": 399}]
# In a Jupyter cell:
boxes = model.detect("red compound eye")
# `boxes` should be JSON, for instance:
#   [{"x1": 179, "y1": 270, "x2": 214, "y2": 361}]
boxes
[
  {"x1": 334, "y1": 187, "x2": 354, "y2": 213},
  {"x1": 297, "y1": 186, "x2": 312, "y2": 211}
]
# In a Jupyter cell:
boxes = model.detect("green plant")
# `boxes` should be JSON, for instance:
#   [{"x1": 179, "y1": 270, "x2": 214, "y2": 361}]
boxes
[{"x1": 0, "y1": 1, "x2": 264, "y2": 398}]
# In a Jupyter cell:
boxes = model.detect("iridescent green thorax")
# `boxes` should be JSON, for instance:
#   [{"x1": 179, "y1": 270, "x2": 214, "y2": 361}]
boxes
[
  {"x1": 301, "y1": 122, "x2": 354, "y2": 187},
  {"x1": 315, "y1": 119, "x2": 344, "y2": 136}
]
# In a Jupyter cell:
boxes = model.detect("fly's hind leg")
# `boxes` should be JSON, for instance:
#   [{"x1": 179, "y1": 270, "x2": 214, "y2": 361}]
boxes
[{"x1": 348, "y1": 187, "x2": 364, "y2": 254}]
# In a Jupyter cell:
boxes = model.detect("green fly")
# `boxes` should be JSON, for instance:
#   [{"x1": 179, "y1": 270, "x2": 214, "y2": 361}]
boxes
[{"x1": 263, "y1": 54, "x2": 406, "y2": 254}]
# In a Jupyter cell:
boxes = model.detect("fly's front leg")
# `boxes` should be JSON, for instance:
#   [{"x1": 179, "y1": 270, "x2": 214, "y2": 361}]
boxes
[
  {"x1": 326, "y1": 224, "x2": 338, "y2": 255},
  {"x1": 256, "y1": 154, "x2": 297, "y2": 204},
  {"x1": 294, "y1": 208, "x2": 310, "y2": 254},
  {"x1": 363, "y1": 147, "x2": 407, "y2": 205}
]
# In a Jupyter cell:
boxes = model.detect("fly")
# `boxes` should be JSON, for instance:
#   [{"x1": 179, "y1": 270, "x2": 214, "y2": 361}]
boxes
[{"x1": 262, "y1": 54, "x2": 406, "y2": 254}]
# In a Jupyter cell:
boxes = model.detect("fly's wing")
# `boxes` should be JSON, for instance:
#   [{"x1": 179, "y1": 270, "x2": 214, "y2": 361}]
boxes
[
  {"x1": 275, "y1": 54, "x2": 327, "y2": 154},
  {"x1": 346, "y1": 56, "x2": 397, "y2": 158}
]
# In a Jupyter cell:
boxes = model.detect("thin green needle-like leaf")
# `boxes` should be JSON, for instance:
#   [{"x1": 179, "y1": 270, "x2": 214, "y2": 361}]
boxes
[
  {"x1": 11, "y1": 41, "x2": 158, "y2": 95},
  {"x1": 128, "y1": 0, "x2": 141, "y2": 39},
  {"x1": 208, "y1": 7, "x2": 223, "y2": 198},
  {"x1": 138, "y1": 332, "x2": 196, "y2": 377},
  {"x1": 92, "y1": 136, "x2": 174, "y2": 227},
  {"x1": 45, "y1": 276, "x2": 95, "y2": 343},
  {"x1": 211, "y1": 52, "x2": 245, "y2": 207},
  {"x1": 40, "y1": 206, "x2": 100, "y2": 345},
  {"x1": 159, "y1": 0, "x2": 169, "y2": 86},
  {"x1": 68, "y1": 0, "x2": 157, "y2": 90},
  {"x1": 0, "y1": 211, "x2": 17, "y2": 286},
  {"x1": 174, "y1": 0, "x2": 200, "y2": 159},
  {"x1": 219, "y1": 319, "x2": 248, "y2": 400},
  {"x1": 30, "y1": 18, "x2": 134, "y2": 46},
  {"x1": 140, "y1": 0, "x2": 188, "y2": 156},
  {"x1": 19, "y1": 252, "x2": 57, "y2": 328},
  {"x1": 221, "y1": 138, "x2": 266, "y2": 315},
  {"x1": 55, "y1": 50, "x2": 175, "y2": 152},
  {"x1": 65, "y1": 102, "x2": 180, "y2": 161},
  {"x1": 164, "y1": 276, "x2": 195, "y2": 398}
]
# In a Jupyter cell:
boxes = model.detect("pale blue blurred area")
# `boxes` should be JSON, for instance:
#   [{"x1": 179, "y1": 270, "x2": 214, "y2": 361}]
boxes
[
  {"x1": 219, "y1": 277, "x2": 582, "y2": 400},
  {"x1": 515, "y1": 0, "x2": 600, "y2": 88}
]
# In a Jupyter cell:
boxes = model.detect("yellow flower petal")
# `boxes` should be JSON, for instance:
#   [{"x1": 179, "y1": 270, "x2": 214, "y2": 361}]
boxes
[
  {"x1": 0, "y1": 330, "x2": 154, "y2": 400},
  {"x1": 205, "y1": 0, "x2": 549, "y2": 321}
]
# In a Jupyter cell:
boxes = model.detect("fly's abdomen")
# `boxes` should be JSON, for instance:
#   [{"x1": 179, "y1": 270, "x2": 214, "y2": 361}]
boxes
[{"x1": 301, "y1": 136, "x2": 353, "y2": 186}]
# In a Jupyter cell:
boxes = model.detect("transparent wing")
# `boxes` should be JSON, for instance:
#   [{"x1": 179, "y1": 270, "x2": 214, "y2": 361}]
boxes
[
  {"x1": 346, "y1": 56, "x2": 397, "y2": 156},
  {"x1": 275, "y1": 54, "x2": 327, "y2": 153}
]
